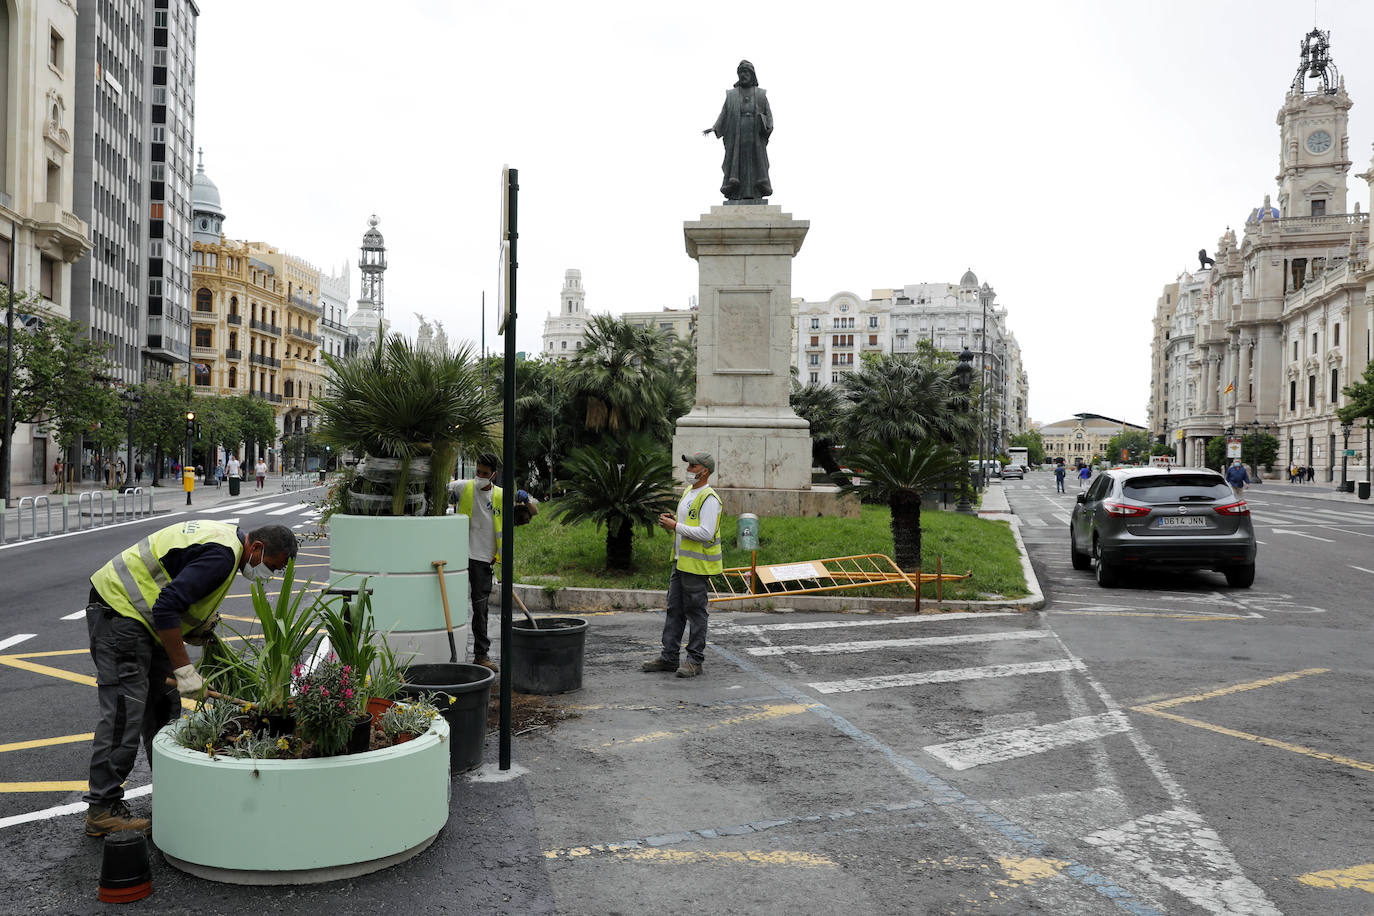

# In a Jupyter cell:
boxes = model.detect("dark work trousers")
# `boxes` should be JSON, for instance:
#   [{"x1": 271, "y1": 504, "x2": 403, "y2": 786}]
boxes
[
  {"x1": 84, "y1": 600, "x2": 178, "y2": 806},
  {"x1": 660, "y1": 568, "x2": 710, "y2": 665},
  {"x1": 469, "y1": 560, "x2": 494, "y2": 660}
]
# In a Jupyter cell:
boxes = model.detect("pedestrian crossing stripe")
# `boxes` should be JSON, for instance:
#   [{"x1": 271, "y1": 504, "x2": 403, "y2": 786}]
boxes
[
  {"x1": 923, "y1": 711, "x2": 1132, "y2": 770},
  {"x1": 808, "y1": 658, "x2": 1084, "y2": 694},
  {"x1": 712, "y1": 612, "x2": 1019, "y2": 636},
  {"x1": 746, "y1": 630, "x2": 1049, "y2": 656}
]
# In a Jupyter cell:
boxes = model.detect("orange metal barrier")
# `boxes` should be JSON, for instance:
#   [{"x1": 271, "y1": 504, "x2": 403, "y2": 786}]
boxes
[{"x1": 709, "y1": 553, "x2": 971, "y2": 611}]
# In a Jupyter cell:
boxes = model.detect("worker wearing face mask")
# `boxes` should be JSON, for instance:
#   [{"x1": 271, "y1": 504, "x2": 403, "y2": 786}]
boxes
[
  {"x1": 643, "y1": 452, "x2": 723, "y2": 679},
  {"x1": 82, "y1": 521, "x2": 298, "y2": 837},
  {"x1": 449, "y1": 453, "x2": 538, "y2": 672}
]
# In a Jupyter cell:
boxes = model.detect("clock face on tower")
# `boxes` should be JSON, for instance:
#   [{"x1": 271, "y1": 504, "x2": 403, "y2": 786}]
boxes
[{"x1": 1306, "y1": 130, "x2": 1333, "y2": 154}]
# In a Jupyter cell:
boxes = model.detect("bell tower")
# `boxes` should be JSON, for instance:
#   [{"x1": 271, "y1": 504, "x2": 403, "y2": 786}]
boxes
[
  {"x1": 1276, "y1": 29, "x2": 1352, "y2": 218},
  {"x1": 348, "y1": 214, "x2": 390, "y2": 348}
]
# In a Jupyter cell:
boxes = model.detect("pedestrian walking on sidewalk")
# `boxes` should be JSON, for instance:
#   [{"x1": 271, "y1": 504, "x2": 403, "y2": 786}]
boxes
[
  {"x1": 643, "y1": 453, "x2": 723, "y2": 679},
  {"x1": 82, "y1": 520, "x2": 298, "y2": 837},
  {"x1": 1054, "y1": 463, "x2": 1066, "y2": 493},
  {"x1": 254, "y1": 457, "x2": 267, "y2": 489}
]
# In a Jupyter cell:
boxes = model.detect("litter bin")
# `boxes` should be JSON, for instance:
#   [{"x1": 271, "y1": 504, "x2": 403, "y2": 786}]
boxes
[
  {"x1": 228, "y1": 475, "x2": 241, "y2": 496},
  {"x1": 1360, "y1": 481, "x2": 1370, "y2": 500},
  {"x1": 1341, "y1": 480, "x2": 1356, "y2": 493}
]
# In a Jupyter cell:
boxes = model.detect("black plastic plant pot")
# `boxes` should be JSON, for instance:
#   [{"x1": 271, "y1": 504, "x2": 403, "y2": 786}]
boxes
[
  {"x1": 98, "y1": 831, "x2": 152, "y2": 903},
  {"x1": 510, "y1": 617, "x2": 588, "y2": 695},
  {"x1": 399, "y1": 663, "x2": 496, "y2": 774}
]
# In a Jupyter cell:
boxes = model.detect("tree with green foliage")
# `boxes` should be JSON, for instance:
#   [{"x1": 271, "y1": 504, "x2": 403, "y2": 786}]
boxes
[
  {"x1": 129, "y1": 380, "x2": 193, "y2": 486},
  {"x1": 788, "y1": 382, "x2": 843, "y2": 476},
  {"x1": 1205, "y1": 433, "x2": 1278, "y2": 472},
  {"x1": 0, "y1": 294, "x2": 117, "y2": 487},
  {"x1": 566, "y1": 315, "x2": 689, "y2": 445},
  {"x1": 1008, "y1": 430, "x2": 1045, "y2": 466},
  {"x1": 1339, "y1": 358, "x2": 1374, "y2": 425},
  {"x1": 1149, "y1": 442, "x2": 1175, "y2": 458},
  {"x1": 550, "y1": 435, "x2": 678, "y2": 571},
  {"x1": 1104, "y1": 428, "x2": 1155, "y2": 465}
]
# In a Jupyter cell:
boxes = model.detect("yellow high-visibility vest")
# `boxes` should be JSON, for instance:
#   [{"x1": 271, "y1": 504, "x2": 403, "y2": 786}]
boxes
[
  {"x1": 673, "y1": 485, "x2": 722, "y2": 576},
  {"x1": 457, "y1": 480, "x2": 504, "y2": 564}
]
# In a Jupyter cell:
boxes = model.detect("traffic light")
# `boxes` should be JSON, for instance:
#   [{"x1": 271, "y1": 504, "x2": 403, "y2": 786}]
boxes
[
  {"x1": 186, "y1": 411, "x2": 195, "y2": 437},
  {"x1": 195, "y1": 421, "x2": 202, "y2": 440}
]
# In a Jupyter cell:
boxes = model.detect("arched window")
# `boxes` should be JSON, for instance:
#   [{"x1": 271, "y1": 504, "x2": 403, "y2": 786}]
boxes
[
  {"x1": 228, "y1": 366, "x2": 237, "y2": 388},
  {"x1": 229, "y1": 296, "x2": 238, "y2": 316},
  {"x1": 229, "y1": 331, "x2": 237, "y2": 350},
  {"x1": 195, "y1": 288, "x2": 212, "y2": 312},
  {"x1": 284, "y1": 379, "x2": 294, "y2": 398}
]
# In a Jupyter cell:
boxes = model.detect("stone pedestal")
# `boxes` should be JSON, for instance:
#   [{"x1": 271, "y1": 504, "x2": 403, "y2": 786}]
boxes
[{"x1": 675, "y1": 205, "x2": 814, "y2": 505}]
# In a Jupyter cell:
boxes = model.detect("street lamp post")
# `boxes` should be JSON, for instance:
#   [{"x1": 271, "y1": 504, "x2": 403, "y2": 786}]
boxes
[
  {"x1": 1340, "y1": 421, "x2": 1353, "y2": 490},
  {"x1": 954, "y1": 347, "x2": 974, "y2": 514},
  {"x1": 119, "y1": 389, "x2": 141, "y2": 493}
]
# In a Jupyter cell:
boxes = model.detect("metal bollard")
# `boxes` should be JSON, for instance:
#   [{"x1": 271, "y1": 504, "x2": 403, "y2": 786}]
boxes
[
  {"x1": 17, "y1": 496, "x2": 34, "y2": 540},
  {"x1": 34, "y1": 495, "x2": 51, "y2": 538},
  {"x1": 0, "y1": 498, "x2": 6, "y2": 543},
  {"x1": 62, "y1": 493, "x2": 70, "y2": 533}
]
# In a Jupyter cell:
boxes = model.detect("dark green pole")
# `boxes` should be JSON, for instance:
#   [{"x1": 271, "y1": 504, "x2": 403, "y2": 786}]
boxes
[
  {"x1": 499, "y1": 168, "x2": 518, "y2": 770},
  {"x1": 2, "y1": 220, "x2": 16, "y2": 505}
]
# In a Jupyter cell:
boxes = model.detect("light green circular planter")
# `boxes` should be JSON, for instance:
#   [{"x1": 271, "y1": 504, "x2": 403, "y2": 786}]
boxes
[
  {"x1": 151, "y1": 717, "x2": 450, "y2": 884},
  {"x1": 329, "y1": 514, "x2": 470, "y2": 633}
]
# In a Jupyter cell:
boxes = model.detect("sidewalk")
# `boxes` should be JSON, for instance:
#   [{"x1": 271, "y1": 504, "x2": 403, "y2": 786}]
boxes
[{"x1": 1248, "y1": 476, "x2": 1372, "y2": 505}]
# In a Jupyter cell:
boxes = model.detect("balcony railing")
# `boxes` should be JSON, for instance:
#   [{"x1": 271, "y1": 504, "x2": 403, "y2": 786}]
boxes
[
  {"x1": 289, "y1": 293, "x2": 323, "y2": 316},
  {"x1": 251, "y1": 390, "x2": 284, "y2": 404},
  {"x1": 286, "y1": 327, "x2": 323, "y2": 345},
  {"x1": 250, "y1": 353, "x2": 282, "y2": 368},
  {"x1": 226, "y1": 349, "x2": 242, "y2": 361},
  {"x1": 227, "y1": 313, "x2": 242, "y2": 326},
  {"x1": 250, "y1": 318, "x2": 282, "y2": 335}
]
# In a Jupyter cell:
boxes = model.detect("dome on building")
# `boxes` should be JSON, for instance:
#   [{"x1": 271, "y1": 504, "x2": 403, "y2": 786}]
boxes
[
  {"x1": 1246, "y1": 202, "x2": 1280, "y2": 223},
  {"x1": 959, "y1": 267, "x2": 979, "y2": 289},
  {"x1": 191, "y1": 152, "x2": 224, "y2": 217},
  {"x1": 362, "y1": 213, "x2": 384, "y2": 246}
]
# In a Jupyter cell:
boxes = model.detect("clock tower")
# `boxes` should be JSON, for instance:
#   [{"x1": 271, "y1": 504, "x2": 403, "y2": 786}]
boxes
[{"x1": 1276, "y1": 29, "x2": 1351, "y2": 218}]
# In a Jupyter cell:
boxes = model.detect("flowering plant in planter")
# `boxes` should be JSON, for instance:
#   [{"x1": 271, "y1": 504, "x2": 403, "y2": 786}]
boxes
[
  {"x1": 292, "y1": 657, "x2": 368, "y2": 756},
  {"x1": 380, "y1": 694, "x2": 442, "y2": 744}
]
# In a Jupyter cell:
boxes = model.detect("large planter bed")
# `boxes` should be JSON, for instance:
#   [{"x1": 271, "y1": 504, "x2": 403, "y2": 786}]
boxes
[{"x1": 150, "y1": 717, "x2": 450, "y2": 885}]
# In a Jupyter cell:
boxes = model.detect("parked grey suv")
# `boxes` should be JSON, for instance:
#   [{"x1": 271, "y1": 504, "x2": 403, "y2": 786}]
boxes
[{"x1": 1069, "y1": 466, "x2": 1256, "y2": 588}]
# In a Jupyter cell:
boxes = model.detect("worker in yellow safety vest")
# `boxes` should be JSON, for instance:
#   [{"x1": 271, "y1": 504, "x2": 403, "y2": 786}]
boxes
[
  {"x1": 643, "y1": 452, "x2": 723, "y2": 679},
  {"x1": 82, "y1": 521, "x2": 298, "y2": 838},
  {"x1": 448, "y1": 453, "x2": 538, "y2": 672}
]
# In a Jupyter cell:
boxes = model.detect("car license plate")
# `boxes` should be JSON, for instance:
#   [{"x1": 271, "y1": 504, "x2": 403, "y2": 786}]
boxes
[{"x1": 1157, "y1": 517, "x2": 1206, "y2": 528}]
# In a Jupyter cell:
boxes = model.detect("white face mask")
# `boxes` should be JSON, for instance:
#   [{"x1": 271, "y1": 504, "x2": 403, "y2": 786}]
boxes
[{"x1": 242, "y1": 551, "x2": 273, "y2": 584}]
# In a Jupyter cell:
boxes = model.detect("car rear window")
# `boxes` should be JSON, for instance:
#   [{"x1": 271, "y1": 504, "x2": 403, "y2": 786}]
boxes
[{"x1": 1122, "y1": 474, "x2": 1232, "y2": 504}]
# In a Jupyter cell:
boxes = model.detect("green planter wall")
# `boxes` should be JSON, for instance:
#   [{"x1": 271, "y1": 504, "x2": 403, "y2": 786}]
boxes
[
  {"x1": 151, "y1": 717, "x2": 450, "y2": 884},
  {"x1": 330, "y1": 514, "x2": 473, "y2": 663}
]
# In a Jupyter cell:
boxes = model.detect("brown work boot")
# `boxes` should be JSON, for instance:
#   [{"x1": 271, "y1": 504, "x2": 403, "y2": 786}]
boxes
[
  {"x1": 675, "y1": 662, "x2": 703, "y2": 678},
  {"x1": 474, "y1": 657, "x2": 499, "y2": 673},
  {"x1": 85, "y1": 800, "x2": 150, "y2": 837},
  {"x1": 641, "y1": 657, "x2": 677, "y2": 672}
]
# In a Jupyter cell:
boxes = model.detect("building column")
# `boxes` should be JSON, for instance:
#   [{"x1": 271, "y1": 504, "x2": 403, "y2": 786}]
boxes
[{"x1": 1238, "y1": 341, "x2": 1253, "y2": 418}]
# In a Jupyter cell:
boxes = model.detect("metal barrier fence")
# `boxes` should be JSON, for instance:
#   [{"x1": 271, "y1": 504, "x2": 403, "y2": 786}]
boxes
[
  {"x1": 1, "y1": 488, "x2": 154, "y2": 544},
  {"x1": 280, "y1": 473, "x2": 320, "y2": 492}
]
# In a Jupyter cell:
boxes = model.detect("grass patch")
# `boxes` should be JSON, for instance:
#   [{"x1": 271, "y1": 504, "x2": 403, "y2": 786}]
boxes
[{"x1": 511, "y1": 503, "x2": 1027, "y2": 600}]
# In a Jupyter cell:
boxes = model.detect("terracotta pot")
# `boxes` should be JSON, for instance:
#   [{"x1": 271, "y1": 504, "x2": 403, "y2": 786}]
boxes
[
  {"x1": 366, "y1": 697, "x2": 395, "y2": 728},
  {"x1": 393, "y1": 733, "x2": 414, "y2": 745}
]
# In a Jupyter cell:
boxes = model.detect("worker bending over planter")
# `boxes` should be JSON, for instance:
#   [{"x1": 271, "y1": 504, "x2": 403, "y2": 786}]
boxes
[
  {"x1": 83, "y1": 520, "x2": 298, "y2": 837},
  {"x1": 449, "y1": 454, "x2": 538, "y2": 672}
]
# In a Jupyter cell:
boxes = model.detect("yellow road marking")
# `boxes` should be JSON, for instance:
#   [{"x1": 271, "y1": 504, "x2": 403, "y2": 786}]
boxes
[
  {"x1": 543, "y1": 846, "x2": 834, "y2": 867},
  {"x1": 601, "y1": 703, "x2": 816, "y2": 747},
  {"x1": 1139, "y1": 667, "x2": 1329, "y2": 710},
  {"x1": 1, "y1": 648, "x2": 86, "y2": 659},
  {"x1": 998, "y1": 856, "x2": 1069, "y2": 884},
  {"x1": 0, "y1": 732, "x2": 93, "y2": 753},
  {"x1": 1298, "y1": 863, "x2": 1374, "y2": 893},
  {"x1": 1132, "y1": 706, "x2": 1374, "y2": 774},
  {"x1": 0, "y1": 780, "x2": 89, "y2": 793},
  {"x1": 0, "y1": 656, "x2": 96, "y2": 688}
]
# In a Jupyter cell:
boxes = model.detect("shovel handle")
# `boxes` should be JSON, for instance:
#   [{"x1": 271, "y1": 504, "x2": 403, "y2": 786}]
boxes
[
  {"x1": 164, "y1": 678, "x2": 251, "y2": 708},
  {"x1": 432, "y1": 560, "x2": 456, "y2": 633}
]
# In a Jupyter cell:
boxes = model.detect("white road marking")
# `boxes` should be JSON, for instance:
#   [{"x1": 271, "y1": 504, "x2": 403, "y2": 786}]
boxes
[
  {"x1": 266, "y1": 503, "x2": 306, "y2": 516},
  {"x1": 0, "y1": 633, "x2": 37, "y2": 651},
  {"x1": 924, "y1": 711, "x2": 1132, "y2": 771},
  {"x1": 1270, "y1": 528, "x2": 1335, "y2": 542},
  {"x1": 808, "y1": 658, "x2": 1083, "y2": 695},
  {"x1": 60, "y1": 609, "x2": 86, "y2": 620},
  {"x1": 1352, "y1": 565, "x2": 1374, "y2": 575},
  {"x1": 1083, "y1": 807, "x2": 1280, "y2": 915},
  {"x1": 0, "y1": 785, "x2": 152, "y2": 831},
  {"x1": 1025, "y1": 517, "x2": 1048, "y2": 527},
  {"x1": 746, "y1": 630, "x2": 1049, "y2": 656},
  {"x1": 235, "y1": 502, "x2": 287, "y2": 513},
  {"x1": 712, "y1": 612, "x2": 1019, "y2": 636}
]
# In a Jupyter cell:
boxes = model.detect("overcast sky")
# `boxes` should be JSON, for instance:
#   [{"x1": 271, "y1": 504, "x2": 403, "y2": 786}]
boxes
[{"x1": 194, "y1": 0, "x2": 1374, "y2": 427}]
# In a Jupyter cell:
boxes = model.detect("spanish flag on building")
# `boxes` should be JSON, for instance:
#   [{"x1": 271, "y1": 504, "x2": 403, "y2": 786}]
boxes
[{"x1": 1223, "y1": 379, "x2": 1235, "y2": 394}]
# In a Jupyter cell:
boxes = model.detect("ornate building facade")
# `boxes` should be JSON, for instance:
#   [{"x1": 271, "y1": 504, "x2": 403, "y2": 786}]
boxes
[
  {"x1": 1147, "y1": 29, "x2": 1373, "y2": 480},
  {"x1": 0, "y1": 0, "x2": 92, "y2": 488}
]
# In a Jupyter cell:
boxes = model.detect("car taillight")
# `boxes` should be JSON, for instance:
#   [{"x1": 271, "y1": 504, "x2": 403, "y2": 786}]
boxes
[
  {"x1": 1103, "y1": 501, "x2": 1151, "y2": 517},
  {"x1": 1213, "y1": 500, "x2": 1250, "y2": 516}
]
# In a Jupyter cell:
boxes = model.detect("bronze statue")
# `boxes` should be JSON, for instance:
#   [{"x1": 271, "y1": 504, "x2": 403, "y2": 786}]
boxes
[
  {"x1": 703, "y1": 60, "x2": 773, "y2": 201},
  {"x1": 1198, "y1": 249, "x2": 1215, "y2": 269}
]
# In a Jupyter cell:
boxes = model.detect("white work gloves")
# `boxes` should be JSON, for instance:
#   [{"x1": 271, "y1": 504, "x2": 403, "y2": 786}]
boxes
[{"x1": 173, "y1": 664, "x2": 205, "y2": 698}]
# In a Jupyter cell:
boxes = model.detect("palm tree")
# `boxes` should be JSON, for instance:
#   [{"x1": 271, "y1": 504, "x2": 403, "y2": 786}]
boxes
[
  {"x1": 789, "y1": 382, "x2": 843, "y2": 476},
  {"x1": 567, "y1": 315, "x2": 689, "y2": 444},
  {"x1": 833, "y1": 439, "x2": 966, "y2": 571},
  {"x1": 317, "y1": 334, "x2": 498, "y2": 514},
  {"x1": 550, "y1": 437, "x2": 678, "y2": 571},
  {"x1": 837, "y1": 354, "x2": 975, "y2": 450}
]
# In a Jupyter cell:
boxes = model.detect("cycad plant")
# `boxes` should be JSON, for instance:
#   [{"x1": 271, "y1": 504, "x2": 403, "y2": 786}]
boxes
[
  {"x1": 832, "y1": 439, "x2": 967, "y2": 572},
  {"x1": 316, "y1": 334, "x2": 498, "y2": 515},
  {"x1": 551, "y1": 436, "x2": 678, "y2": 570}
]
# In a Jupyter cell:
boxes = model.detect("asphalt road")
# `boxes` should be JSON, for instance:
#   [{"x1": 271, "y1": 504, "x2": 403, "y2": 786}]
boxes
[{"x1": 2, "y1": 478, "x2": 1373, "y2": 913}]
